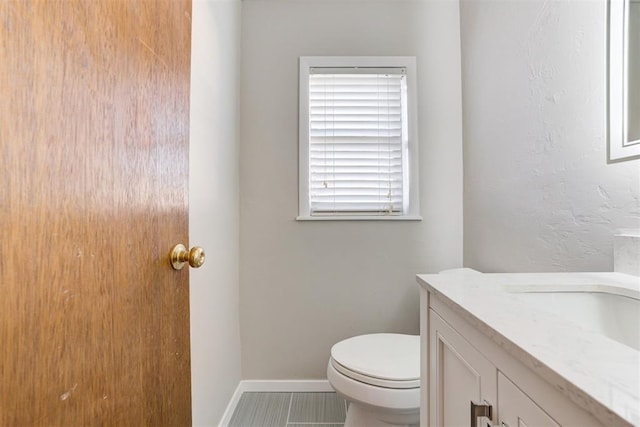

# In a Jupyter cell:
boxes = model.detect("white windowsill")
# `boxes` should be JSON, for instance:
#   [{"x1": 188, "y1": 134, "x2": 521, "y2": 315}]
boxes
[{"x1": 296, "y1": 215, "x2": 423, "y2": 221}]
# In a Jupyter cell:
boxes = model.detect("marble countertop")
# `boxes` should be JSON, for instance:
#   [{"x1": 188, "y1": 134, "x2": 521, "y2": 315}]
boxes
[{"x1": 416, "y1": 270, "x2": 640, "y2": 427}]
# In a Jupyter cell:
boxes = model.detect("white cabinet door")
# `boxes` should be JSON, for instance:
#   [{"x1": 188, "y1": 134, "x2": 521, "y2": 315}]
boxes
[
  {"x1": 498, "y1": 372, "x2": 561, "y2": 427},
  {"x1": 430, "y1": 309, "x2": 498, "y2": 427}
]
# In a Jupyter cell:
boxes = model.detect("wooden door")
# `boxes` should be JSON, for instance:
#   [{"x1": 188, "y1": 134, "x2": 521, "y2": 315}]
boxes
[{"x1": 0, "y1": 1, "x2": 192, "y2": 425}]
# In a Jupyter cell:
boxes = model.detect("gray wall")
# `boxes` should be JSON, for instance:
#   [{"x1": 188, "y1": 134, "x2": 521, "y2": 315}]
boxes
[
  {"x1": 240, "y1": 0, "x2": 464, "y2": 379},
  {"x1": 461, "y1": 0, "x2": 640, "y2": 273},
  {"x1": 189, "y1": 0, "x2": 242, "y2": 424}
]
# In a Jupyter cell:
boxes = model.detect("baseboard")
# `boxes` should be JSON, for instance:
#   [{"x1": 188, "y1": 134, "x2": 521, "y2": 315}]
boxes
[
  {"x1": 218, "y1": 380, "x2": 333, "y2": 427},
  {"x1": 238, "y1": 379, "x2": 334, "y2": 393},
  {"x1": 218, "y1": 382, "x2": 245, "y2": 427}
]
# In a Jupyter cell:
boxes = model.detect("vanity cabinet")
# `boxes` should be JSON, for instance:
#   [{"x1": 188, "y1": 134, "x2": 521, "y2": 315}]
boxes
[{"x1": 425, "y1": 294, "x2": 605, "y2": 427}]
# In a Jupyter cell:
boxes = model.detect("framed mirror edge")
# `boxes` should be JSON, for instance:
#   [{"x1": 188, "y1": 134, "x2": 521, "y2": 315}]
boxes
[{"x1": 607, "y1": 0, "x2": 640, "y2": 162}]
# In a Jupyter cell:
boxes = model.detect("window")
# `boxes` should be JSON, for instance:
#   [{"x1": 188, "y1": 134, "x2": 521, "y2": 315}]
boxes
[{"x1": 298, "y1": 57, "x2": 421, "y2": 220}]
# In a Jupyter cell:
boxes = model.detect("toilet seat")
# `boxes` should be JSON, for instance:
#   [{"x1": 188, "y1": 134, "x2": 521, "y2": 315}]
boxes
[
  {"x1": 330, "y1": 358, "x2": 420, "y2": 389},
  {"x1": 330, "y1": 334, "x2": 420, "y2": 389}
]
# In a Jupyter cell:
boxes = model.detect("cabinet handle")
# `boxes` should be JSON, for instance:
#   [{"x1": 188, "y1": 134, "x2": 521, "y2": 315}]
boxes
[{"x1": 470, "y1": 401, "x2": 493, "y2": 427}]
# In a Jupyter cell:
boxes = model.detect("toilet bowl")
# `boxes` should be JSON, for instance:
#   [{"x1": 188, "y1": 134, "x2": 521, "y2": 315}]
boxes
[{"x1": 327, "y1": 333, "x2": 420, "y2": 427}]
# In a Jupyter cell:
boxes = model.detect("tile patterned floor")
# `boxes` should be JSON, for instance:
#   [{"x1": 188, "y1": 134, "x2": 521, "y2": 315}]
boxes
[{"x1": 229, "y1": 392, "x2": 347, "y2": 427}]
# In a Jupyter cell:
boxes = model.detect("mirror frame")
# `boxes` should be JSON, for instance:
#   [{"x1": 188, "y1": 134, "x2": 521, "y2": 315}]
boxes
[{"x1": 608, "y1": 0, "x2": 640, "y2": 161}]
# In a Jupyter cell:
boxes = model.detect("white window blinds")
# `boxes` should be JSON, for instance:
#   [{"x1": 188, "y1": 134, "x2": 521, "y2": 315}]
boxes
[{"x1": 308, "y1": 67, "x2": 408, "y2": 216}]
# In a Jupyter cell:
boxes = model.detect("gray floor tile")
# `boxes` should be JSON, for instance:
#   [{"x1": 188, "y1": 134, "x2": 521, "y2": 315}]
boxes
[
  {"x1": 287, "y1": 424, "x2": 344, "y2": 427},
  {"x1": 288, "y1": 392, "x2": 347, "y2": 423},
  {"x1": 229, "y1": 392, "x2": 291, "y2": 427}
]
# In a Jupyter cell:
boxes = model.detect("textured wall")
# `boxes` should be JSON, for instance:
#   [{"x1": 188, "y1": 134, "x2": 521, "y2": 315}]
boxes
[
  {"x1": 461, "y1": 0, "x2": 640, "y2": 272},
  {"x1": 189, "y1": 0, "x2": 242, "y2": 424},
  {"x1": 240, "y1": 0, "x2": 463, "y2": 379}
]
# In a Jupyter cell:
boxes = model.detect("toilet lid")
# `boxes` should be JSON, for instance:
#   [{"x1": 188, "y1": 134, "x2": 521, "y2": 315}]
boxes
[{"x1": 330, "y1": 334, "x2": 420, "y2": 387}]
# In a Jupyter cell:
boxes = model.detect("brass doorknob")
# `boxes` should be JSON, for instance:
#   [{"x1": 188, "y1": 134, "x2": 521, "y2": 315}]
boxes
[{"x1": 170, "y1": 244, "x2": 205, "y2": 270}]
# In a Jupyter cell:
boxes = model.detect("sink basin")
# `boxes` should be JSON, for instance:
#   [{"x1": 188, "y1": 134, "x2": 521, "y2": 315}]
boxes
[{"x1": 507, "y1": 285, "x2": 640, "y2": 351}]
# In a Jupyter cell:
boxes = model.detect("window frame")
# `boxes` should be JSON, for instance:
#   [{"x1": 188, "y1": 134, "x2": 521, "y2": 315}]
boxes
[{"x1": 297, "y1": 56, "x2": 422, "y2": 221}]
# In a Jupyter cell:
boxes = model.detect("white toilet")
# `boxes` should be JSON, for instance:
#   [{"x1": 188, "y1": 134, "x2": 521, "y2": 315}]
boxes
[{"x1": 327, "y1": 333, "x2": 420, "y2": 427}]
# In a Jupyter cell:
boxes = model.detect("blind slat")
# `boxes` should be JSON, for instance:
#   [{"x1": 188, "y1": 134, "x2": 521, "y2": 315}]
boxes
[
  {"x1": 310, "y1": 173, "x2": 403, "y2": 180},
  {"x1": 309, "y1": 138, "x2": 402, "y2": 146},
  {"x1": 311, "y1": 115, "x2": 402, "y2": 122},
  {"x1": 310, "y1": 130, "x2": 402, "y2": 137},
  {"x1": 310, "y1": 100, "x2": 402, "y2": 108},
  {"x1": 310, "y1": 158, "x2": 403, "y2": 164},
  {"x1": 311, "y1": 109, "x2": 402, "y2": 116}
]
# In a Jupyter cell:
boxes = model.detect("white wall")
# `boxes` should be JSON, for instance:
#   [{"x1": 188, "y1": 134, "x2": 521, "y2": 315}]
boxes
[
  {"x1": 189, "y1": 0, "x2": 242, "y2": 424},
  {"x1": 461, "y1": 0, "x2": 640, "y2": 272},
  {"x1": 240, "y1": 0, "x2": 463, "y2": 379}
]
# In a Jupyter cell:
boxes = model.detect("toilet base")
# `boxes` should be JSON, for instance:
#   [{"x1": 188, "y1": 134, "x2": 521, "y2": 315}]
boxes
[{"x1": 344, "y1": 400, "x2": 419, "y2": 427}]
